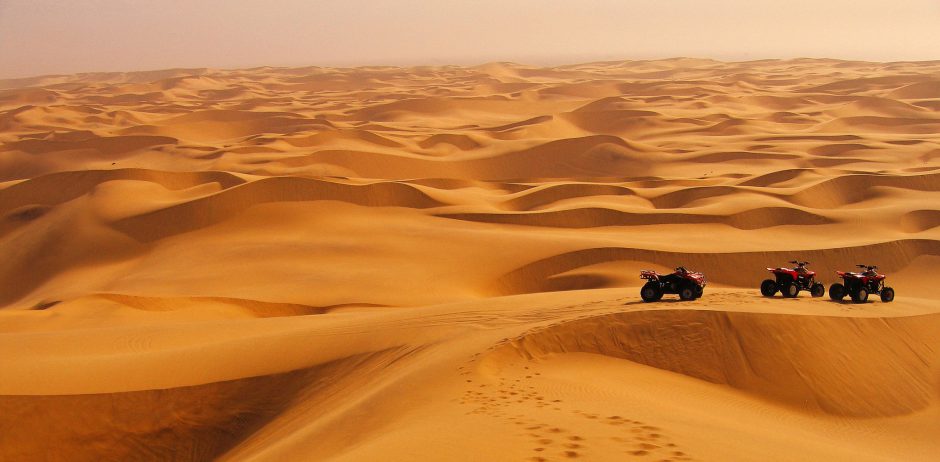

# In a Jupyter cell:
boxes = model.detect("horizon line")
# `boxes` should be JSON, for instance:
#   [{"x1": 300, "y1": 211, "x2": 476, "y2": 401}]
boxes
[{"x1": 5, "y1": 55, "x2": 940, "y2": 83}]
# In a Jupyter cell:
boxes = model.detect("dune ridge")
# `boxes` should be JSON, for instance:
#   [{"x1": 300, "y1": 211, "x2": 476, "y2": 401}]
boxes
[
  {"x1": 110, "y1": 176, "x2": 446, "y2": 242},
  {"x1": 490, "y1": 239, "x2": 940, "y2": 295},
  {"x1": 492, "y1": 309, "x2": 940, "y2": 417}
]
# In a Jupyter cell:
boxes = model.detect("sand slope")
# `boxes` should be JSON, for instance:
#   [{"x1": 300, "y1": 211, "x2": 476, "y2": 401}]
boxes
[{"x1": 1, "y1": 59, "x2": 939, "y2": 461}]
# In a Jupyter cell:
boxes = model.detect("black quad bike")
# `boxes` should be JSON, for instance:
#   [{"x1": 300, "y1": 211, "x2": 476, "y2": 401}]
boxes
[
  {"x1": 640, "y1": 267, "x2": 706, "y2": 302},
  {"x1": 760, "y1": 260, "x2": 825, "y2": 298},
  {"x1": 829, "y1": 265, "x2": 894, "y2": 303}
]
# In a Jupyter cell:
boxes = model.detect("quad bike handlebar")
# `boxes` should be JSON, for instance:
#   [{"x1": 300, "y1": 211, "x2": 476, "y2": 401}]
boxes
[
  {"x1": 857, "y1": 264, "x2": 877, "y2": 271},
  {"x1": 789, "y1": 260, "x2": 810, "y2": 266}
]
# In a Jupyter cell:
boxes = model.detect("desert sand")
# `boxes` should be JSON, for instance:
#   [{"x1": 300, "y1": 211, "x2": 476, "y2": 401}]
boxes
[{"x1": 0, "y1": 58, "x2": 939, "y2": 461}]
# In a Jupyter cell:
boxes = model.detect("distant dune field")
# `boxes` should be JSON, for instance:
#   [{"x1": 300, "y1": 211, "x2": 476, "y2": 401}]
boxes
[{"x1": 1, "y1": 59, "x2": 939, "y2": 461}]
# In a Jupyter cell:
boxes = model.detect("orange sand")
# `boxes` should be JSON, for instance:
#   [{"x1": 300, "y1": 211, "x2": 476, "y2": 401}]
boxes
[{"x1": 1, "y1": 59, "x2": 939, "y2": 461}]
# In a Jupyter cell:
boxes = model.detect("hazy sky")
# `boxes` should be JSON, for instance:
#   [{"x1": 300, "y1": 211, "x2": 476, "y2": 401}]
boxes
[{"x1": 1, "y1": 0, "x2": 938, "y2": 78}]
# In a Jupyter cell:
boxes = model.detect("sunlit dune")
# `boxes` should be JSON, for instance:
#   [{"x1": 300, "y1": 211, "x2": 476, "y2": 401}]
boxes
[{"x1": 1, "y1": 59, "x2": 939, "y2": 461}]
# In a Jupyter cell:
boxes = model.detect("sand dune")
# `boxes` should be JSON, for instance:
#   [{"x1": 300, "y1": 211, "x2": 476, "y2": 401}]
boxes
[
  {"x1": 418, "y1": 133, "x2": 483, "y2": 152},
  {"x1": 494, "y1": 309, "x2": 940, "y2": 416},
  {"x1": 110, "y1": 177, "x2": 446, "y2": 242},
  {"x1": 1, "y1": 59, "x2": 939, "y2": 461},
  {"x1": 437, "y1": 206, "x2": 833, "y2": 231},
  {"x1": 490, "y1": 240, "x2": 940, "y2": 296}
]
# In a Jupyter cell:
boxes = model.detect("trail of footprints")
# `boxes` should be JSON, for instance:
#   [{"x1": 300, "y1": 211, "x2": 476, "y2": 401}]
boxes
[{"x1": 458, "y1": 360, "x2": 694, "y2": 461}]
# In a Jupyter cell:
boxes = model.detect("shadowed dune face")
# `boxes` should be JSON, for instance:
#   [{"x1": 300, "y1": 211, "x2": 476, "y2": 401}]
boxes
[
  {"x1": 0, "y1": 367, "x2": 323, "y2": 462},
  {"x1": 0, "y1": 349, "x2": 409, "y2": 462},
  {"x1": 489, "y1": 310, "x2": 940, "y2": 417},
  {"x1": 2, "y1": 59, "x2": 940, "y2": 461}
]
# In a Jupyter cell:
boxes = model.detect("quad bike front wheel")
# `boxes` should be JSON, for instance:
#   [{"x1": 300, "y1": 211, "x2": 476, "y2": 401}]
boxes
[
  {"x1": 782, "y1": 282, "x2": 799, "y2": 298},
  {"x1": 679, "y1": 284, "x2": 696, "y2": 301},
  {"x1": 760, "y1": 279, "x2": 777, "y2": 297},
  {"x1": 880, "y1": 287, "x2": 895, "y2": 302},
  {"x1": 640, "y1": 282, "x2": 663, "y2": 302},
  {"x1": 693, "y1": 285, "x2": 704, "y2": 299},
  {"x1": 851, "y1": 287, "x2": 869, "y2": 303},
  {"x1": 810, "y1": 283, "x2": 825, "y2": 298},
  {"x1": 829, "y1": 283, "x2": 845, "y2": 300}
]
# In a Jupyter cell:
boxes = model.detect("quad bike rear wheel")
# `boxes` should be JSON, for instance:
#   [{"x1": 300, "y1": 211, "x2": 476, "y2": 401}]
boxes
[
  {"x1": 829, "y1": 283, "x2": 845, "y2": 300},
  {"x1": 760, "y1": 279, "x2": 777, "y2": 297},
  {"x1": 782, "y1": 282, "x2": 799, "y2": 298},
  {"x1": 880, "y1": 287, "x2": 895, "y2": 302},
  {"x1": 810, "y1": 283, "x2": 825, "y2": 298},
  {"x1": 641, "y1": 282, "x2": 663, "y2": 302},
  {"x1": 679, "y1": 284, "x2": 696, "y2": 301},
  {"x1": 851, "y1": 287, "x2": 869, "y2": 303}
]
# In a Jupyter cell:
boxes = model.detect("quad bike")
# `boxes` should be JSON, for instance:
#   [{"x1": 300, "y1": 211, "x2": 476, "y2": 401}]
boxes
[
  {"x1": 760, "y1": 260, "x2": 825, "y2": 298},
  {"x1": 640, "y1": 267, "x2": 706, "y2": 302},
  {"x1": 829, "y1": 265, "x2": 894, "y2": 303}
]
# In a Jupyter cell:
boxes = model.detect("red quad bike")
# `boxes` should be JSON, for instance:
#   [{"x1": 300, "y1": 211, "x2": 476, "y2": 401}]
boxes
[
  {"x1": 829, "y1": 265, "x2": 894, "y2": 303},
  {"x1": 640, "y1": 267, "x2": 706, "y2": 302},
  {"x1": 760, "y1": 260, "x2": 825, "y2": 298}
]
